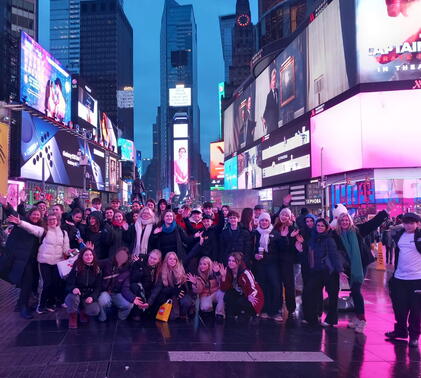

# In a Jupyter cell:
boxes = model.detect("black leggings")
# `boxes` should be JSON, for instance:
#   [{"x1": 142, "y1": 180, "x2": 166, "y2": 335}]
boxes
[
  {"x1": 18, "y1": 259, "x2": 38, "y2": 309},
  {"x1": 38, "y1": 263, "x2": 64, "y2": 308}
]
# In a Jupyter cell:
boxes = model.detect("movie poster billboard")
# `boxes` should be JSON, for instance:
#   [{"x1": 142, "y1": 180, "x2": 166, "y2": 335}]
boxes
[
  {"x1": 210, "y1": 141, "x2": 224, "y2": 190},
  {"x1": 173, "y1": 139, "x2": 189, "y2": 201},
  {"x1": 357, "y1": 0, "x2": 421, "y2": 83},
  {"x1": 20, "y1": 32, "x2": 72, "y2": 125},
  {"x1": 238, "y1": 146, "x2": 262, "y2": 189}
]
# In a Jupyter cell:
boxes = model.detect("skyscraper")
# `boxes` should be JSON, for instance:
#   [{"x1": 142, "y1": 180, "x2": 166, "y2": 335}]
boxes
[
  {"x1": 80, "y1": 0, "x2": 134, "y2": 140},
  {"x1": 229, "y1": 0, "x2": 255, "y2": 93},
  {"x1": 160, "y1": 0, "x2": 200, "y2": 197},
  {"x1": 219, "y1": 14, "x2": 236, "y2": 85},
  {"x1": 50, "y1": 0, "x2": 83, "y2": 74}
]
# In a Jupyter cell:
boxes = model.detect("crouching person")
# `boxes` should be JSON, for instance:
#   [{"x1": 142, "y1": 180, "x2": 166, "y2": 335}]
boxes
[
  {"x1": 98, "y1": 247, "x2": 133, "y2": 321},
  {"x1": 220, "y1": 252, "x2": 264, "y2": 320},
  {"x1": 187, "y1": 256, "x2": 225, "y2": 320},
  {"x1": 65, "y1": 248, "x2": 102, "y2": 329}
]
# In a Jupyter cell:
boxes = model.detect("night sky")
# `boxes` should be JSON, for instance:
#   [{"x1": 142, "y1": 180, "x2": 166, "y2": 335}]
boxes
[{"x1": 39, "y1": 0, "x2": 258, "y2": 164}]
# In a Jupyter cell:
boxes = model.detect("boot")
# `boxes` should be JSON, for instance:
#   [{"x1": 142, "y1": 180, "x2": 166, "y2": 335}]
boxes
[
  {"x1": 20, "y1": 306, "x2": 34, "y2": 320},
  {"x1": 69, "y1": 313, "x2": 78, "y2": 329},
  {"x1": 79, "y1": 311, "x2": 89, "y2": 324}
]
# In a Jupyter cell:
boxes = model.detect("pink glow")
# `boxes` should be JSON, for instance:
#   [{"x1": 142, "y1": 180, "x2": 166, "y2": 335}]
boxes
[{"x1": 311, "y1": 89, "x2": 421, "y2": 177}]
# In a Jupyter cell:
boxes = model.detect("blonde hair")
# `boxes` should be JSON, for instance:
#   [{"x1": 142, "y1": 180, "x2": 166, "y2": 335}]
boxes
[
  {"x1": 275, "y1": 207, "x2": 293, "y2": 229},
  {"x1": 161, "y1": 252, "x2": 186, "y2": 287},
  {"x1": 336, "y1": 213, "x2": 357, "y2": 235},
  {"x1": 138, "y1": 206, "x2": 157, "y2": 225},
  {"x1": 197, "y1": 256, "x2": 213, "y2": 282}
]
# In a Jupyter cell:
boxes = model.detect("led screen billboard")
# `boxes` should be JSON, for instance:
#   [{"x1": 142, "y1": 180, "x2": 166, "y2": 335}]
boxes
[
  {"x1": 311, "y1": 89, "x2": 421, "y2": 177},
  {"x1": 238, "y1": 146, "x2": 262, "y2": 189},
  {"x1": 224, "y1": 156, "x2": 238, "y2": 190},
  {"x1": 109, "y1": 156, "x2": 118, "y2": 192},
  {"x1": 118, "y1": 138, "x2": 135, "y2": 161},
  {"x1": 173, "y1": 123, "x2": 188, "y2": 138},
  {"x1": 210, "y1": 141, "x2": 224, "y2": 190},
  {"x1": 169, "y1": 85, "x2": 192, "y2": 107},
  {"x1": 357, "y1": 0, "x2": 421, "y2": 83},
  {"x1": 224, "y1": 103, "x2": 236, "y2": 157},
  {"x1": 20, "y1": 32, "x2": 72, "y2": 125},
  {"x1": 20, "y1": 111, "x2": 107, "y2": 190},
  {"x1": 261, "y1": 117, "x2": 310, "y2": 187},
  {"x1": 78, "y1": 86, "x2": 98, "y2": 128},
  {"x1": 100, "y1": 112, "x2": 117, "y2": 152},
  {"x1": 173, "y1": 139, "x2": 189, "y2": 201}
]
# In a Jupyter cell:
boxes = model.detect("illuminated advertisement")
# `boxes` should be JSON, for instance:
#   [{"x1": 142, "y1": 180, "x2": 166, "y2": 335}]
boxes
[
  {"x1": 210, "y1": 141, "x2": 224, "y2": 190},
  {"x1": 20, "y1": 32, "x2": 72, "y2": 125},
  {"x1": 234, "y1": 83, "x2": 256, "y2": 151},
  {"x1": 306, "y1": 0, "x2": 356, "y2": 110},
  {"x1": 20, "y1": 111, "x2": 107, "y2": 190},
  {"x1": 224, "y1": 103, "x2": 235, "y2": 157},
  {"x1": 109, "y1": 156, "x2": 118, "y2": 192},
  {"x1": 173, "y1": 123, "x2": 188, "y2": 138},
  {"x1": 169, "y1": 85, "x2": 192, "y2": 107},
  {"x1": 261, "y1": 118, "x2": 311, "y2": 187},
  {"x1": 78, "y1": 86, "x2": 98, "y2": 128},
  {"x1": 311, "y1": 89, "x2": 421, "y2": 177},
  {"x1": 238, "y1": 146, "x2": 262, "y2": 189},
  {"x1": 0, "y1": 123, "x2": 9, "y2": 196},
  {"x1": 357, "y1": 0, "x2": 421, "y2": 83},
  {"x1": 224, "y1": 156, "x2": 238, "y2": 190},
  {"x1": 100, "y1": 112, "x2": 117, "y2": 152},
  {"x1": 118, "y1": 138, "x2": 135, "y2": 161},
  {"x1": 173, "y1": 139, "x2": 189, "y2": 201}
]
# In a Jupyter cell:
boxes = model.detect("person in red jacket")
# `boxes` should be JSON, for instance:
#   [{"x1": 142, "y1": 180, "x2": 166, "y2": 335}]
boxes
[{"x1": 220, "y1": 252, "x2": 264, "y2": 319}]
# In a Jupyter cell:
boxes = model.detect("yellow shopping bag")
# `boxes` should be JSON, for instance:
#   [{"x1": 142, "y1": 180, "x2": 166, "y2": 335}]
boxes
[{"x1": 156, "y1": 300, "x2": 173, "y2": 322}]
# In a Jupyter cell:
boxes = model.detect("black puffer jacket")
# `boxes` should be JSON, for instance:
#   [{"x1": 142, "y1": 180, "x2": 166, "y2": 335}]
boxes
[
  {"x1": 66, "y1": 265, "x2": 102, "y2": 300},
  {"x1": 100, "y1": 259, "x2": 131, "y2": 295},
  {"x1": 219, "y1": 225, "x2": 252, "y2": 264}
]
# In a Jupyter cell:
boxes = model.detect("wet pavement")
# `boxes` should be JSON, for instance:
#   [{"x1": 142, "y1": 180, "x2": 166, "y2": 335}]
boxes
[{"x1": 0, "y1": 266, "x2": 419, "y2": 378}]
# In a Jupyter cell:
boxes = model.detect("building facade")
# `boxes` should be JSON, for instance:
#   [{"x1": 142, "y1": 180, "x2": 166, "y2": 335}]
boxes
[
  {"x1": 160, "y1": 0, "x2": 201, "y2": 199},
  {"x1": 80, "y1": 0, "x2": 134, "y2": 140},
  {"x1": 219, "y1": 14, "x2": 236, "y2": 85}
]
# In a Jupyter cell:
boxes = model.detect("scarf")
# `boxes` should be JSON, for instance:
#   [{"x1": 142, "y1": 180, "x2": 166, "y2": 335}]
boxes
[
  {"x1": 162, "y1": 221, "x2": 177, "y2": 234},
  {"x1": 257, "y1": 224, "x2": 274, "y2": 252},
  {"x1": 340, "y1": 230, "x2": 364, "y2": 285},
  {"x1": 133, "y1": 217, "x2": 154, "y2": 257},
  {"x1": 112, "y1": 220, "x2": 124, "y2": 227}
]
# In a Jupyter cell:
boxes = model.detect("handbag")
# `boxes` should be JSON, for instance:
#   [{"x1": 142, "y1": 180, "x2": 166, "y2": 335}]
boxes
[
  {"x1": 57, "y1": 254, "x2": 78, "y2": 278},
  {"x1": 156, "y1": 299, "x2": 173, "y2": 322}
]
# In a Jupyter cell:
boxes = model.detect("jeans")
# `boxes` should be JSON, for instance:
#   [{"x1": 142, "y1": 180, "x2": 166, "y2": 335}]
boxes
[
  {"x1": 98, "y1": 292, "x2": 133, "y2": 321},
  {"x1": 65, "y1": 293, "x2": 100, "y2": 316},
  {"x1": 224, "y1": 289, "x2": 255, "y2": 318},
  {"x1": 350, "y1": 281, "x2": 365, "y2": 318},
  {"x1": 389, "y1": 277, "x2": 421, "y2": 338},
  {"x1": 199, "y1": 290, "x2": 225, "y2": 316},
  {"x1": 280, "y1": 261, "x2": 296, "y2": 313}
]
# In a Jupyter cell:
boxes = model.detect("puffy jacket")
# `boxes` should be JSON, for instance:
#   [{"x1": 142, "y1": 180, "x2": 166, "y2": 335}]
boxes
[
  {"x1": 66, "y1": 265, "x2": 102, "y2": 300},
  {"x1": 19, "y1": 221, "x2": 69, "y2": 265},
  {"x1": 192, "y1": 273, "x2": 220, "y2": 298}
]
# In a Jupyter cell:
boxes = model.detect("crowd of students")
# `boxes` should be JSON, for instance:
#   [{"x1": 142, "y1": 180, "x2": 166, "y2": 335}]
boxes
[{"x1": 0, "y1": 196, "x2": 419, "y2": 348}]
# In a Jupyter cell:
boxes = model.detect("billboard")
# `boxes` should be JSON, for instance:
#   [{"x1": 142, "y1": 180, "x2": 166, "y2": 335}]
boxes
[
  {"x1": 20, "y1": 111, "x2": 107, "y2": 190},
  {"x1": 261, "y1": 118, "x2": 311, "y2": 187},
  {"x1": 311, "y1": 88, "x2": 421, "y2": 177},
  {"x1": 118, "y1": 138, "x2": 135, "y2": 161},
  {"x1": 238, "y1": 146, "x2": 262, "y2": 190},
  {"x1": 100, "y1": 112, "x2": 117, "y2": 152},
  {"x1": 78, "y1": 86, "x2": 98, "y2": 128},
  {"x1": 224, "y1": 156, "x2": 238, "y2": 190},
  {"x1": 169, "y1": 85, "x2": 192, "y2": 107},
  {"x1": 224, "y1": 103, "x2": 236, "y2": 157},
  {"x1": 173, "y1": 139, "x2": 189, "y2": 201},
  {"x1": 0, "y1": 123, "x2": 9, "y2": 196},
  {"x1": 20, "y1": 32, "x2": 72, "y2": 125},
  {"x1": 173, "y1": 123, "x2": 188, "y2": 138},
  {"x1": 306, "y1": 0, "x2": 356, "y2": 110},
  {"x1": 210, "y1": 141, "x2": 224, "y2": 190},
  {"x1": 109, "y1": 156, "x2": 118, "y2": 192},
  {"x1": 357, "y1": 0, "x2": 421, "y2": 83}
]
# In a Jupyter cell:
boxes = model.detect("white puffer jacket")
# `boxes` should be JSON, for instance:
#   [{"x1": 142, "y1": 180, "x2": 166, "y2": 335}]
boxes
[{"x1": 19, "y1": 221, "x2": 70, "y2": 265}]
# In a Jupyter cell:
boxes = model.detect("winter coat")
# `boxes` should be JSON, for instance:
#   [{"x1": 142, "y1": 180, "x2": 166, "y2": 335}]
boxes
[
  {"x1": 272, "y1": 225, "x2": 299, "y2": 264},
  {"x1": 109, "y1": 225, "x2": 129, "y2": 257},
  {"x1": 19, "y1": 221, "x2": 69, "y2": 265},
  {"x1": 62, "y1": 221, "x2": 85, "y2": 250},
  {"x1": 83, "y1": 226, "x2": 113, "y2": 260},
  {"x1": 221, "y1": 269, "x2": 264, "y2": 314},
  {"x1": 100, "y1": 259, "x2": 131, "y2": 297},
  {"x1": 219, "y1": 226, "x2": 253, "y2": 264},
  {"x1": 123, "y1": 223, "x2": 154, "y2": 256},
  {"x1": 0, "y1": 224, "x2": 40, "y2": 285},
  {"x1": 192, "y1": 273, "x2": 220, "y2": 298},
  {"x1": 66, "y1": 265, "x2": 102, "y2": 300},
  {"x1": 150, "y1": 225, "x2": 194, "y2": 259}
]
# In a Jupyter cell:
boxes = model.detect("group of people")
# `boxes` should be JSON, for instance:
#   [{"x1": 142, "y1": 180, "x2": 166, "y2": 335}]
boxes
[{"x1": 0, "y1": 196, "x2": 419, "y2": 348}]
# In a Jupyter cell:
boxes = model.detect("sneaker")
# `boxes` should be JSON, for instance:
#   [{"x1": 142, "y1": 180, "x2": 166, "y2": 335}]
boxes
[
  {"x1": 320, "y1": 321, "x2": 329, "y2": 327},
  {"x1": 36, "y1": 306, "x2": 47, "y2": 315},
  {"x1": 46, "y1": 306, "x2": 56, "y2": 313},
  {"x1": 61, "y1": 303, "x2": 68, "y2": 309},
  {"x1": 347, "y1": 318, "x2": 357, "y2": 329},
  {"x1": 260, "y1": 313, "x2": 270, "y2": 319},
  {"x1": 385, "y1": 331, "x2": 408, "y2": 340},
  {"x1": 272, "y1": 314, "x2": 283, "y2": 322},
  {"x1": 355, "y1": 320, "x2": 366, "y2": 334},
  {"x1": 301, "y1": 319, "x2": 309, "y2": 325}
]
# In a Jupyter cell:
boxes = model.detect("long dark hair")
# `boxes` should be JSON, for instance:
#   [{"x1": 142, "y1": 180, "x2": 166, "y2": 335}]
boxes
[
  {"x1": 240, "y1": 208, "x2": 253, "y2": 230},
  {"x1": 157, "y1": 199, "x2": 169, "y2": 217},
  {"x1": 228, "y1": 252, "x2": 247, "y2": 275},
  {"x1": 73, "y1": 248, "x2": 100, "y2": 274},
  {"x1": 26, "y1": 207, "x2": 43, "y2": 226}
]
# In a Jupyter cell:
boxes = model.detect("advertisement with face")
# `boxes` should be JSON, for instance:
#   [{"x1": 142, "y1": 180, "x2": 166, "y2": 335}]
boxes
[
  {"x1": 306, "y1": 0, "x2": 356, "y2": 110},
  {"x1": 238, "y1": 146, "x2": 262, "y2": 190},
  {"x1": 234, "y1": 83, "x2": 256, "y2": 150},
  {"x1": 224, "y1": 156, "x2": 238, "y2": 190},
  {"x1": 100, "y1": 112, "x2": 118, "y2": 152},
  {"x1": 210, "y1": 141, "x2": 224, "y2": 189},
  {"x1": 311, "y1": 88, "x2": 421, "y2": 177},
  {"x1": 20, "y1": 32, "x2": 72, "y2": 125},
  {"x1": 78, "y1": 87, "x2": 98, "y2": 128},
  {"x1": 224, "y1": 103, "x2": 236, "y2": 157},
  {"x1": 357, "y1": 0, "x2": 421, "y2": 82},
  {"x1": 109, "y1": 156, "x2": 118, "y2": 192},
  {"x1": 261, "y1": 118, "x2": 311, "y2": 187},
  {"x1": 173, "y1": 139, "x2": 189, "y2": 201},
  {"x1": 255, "y1": 65, "x2": 276, "y2": 139}
]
